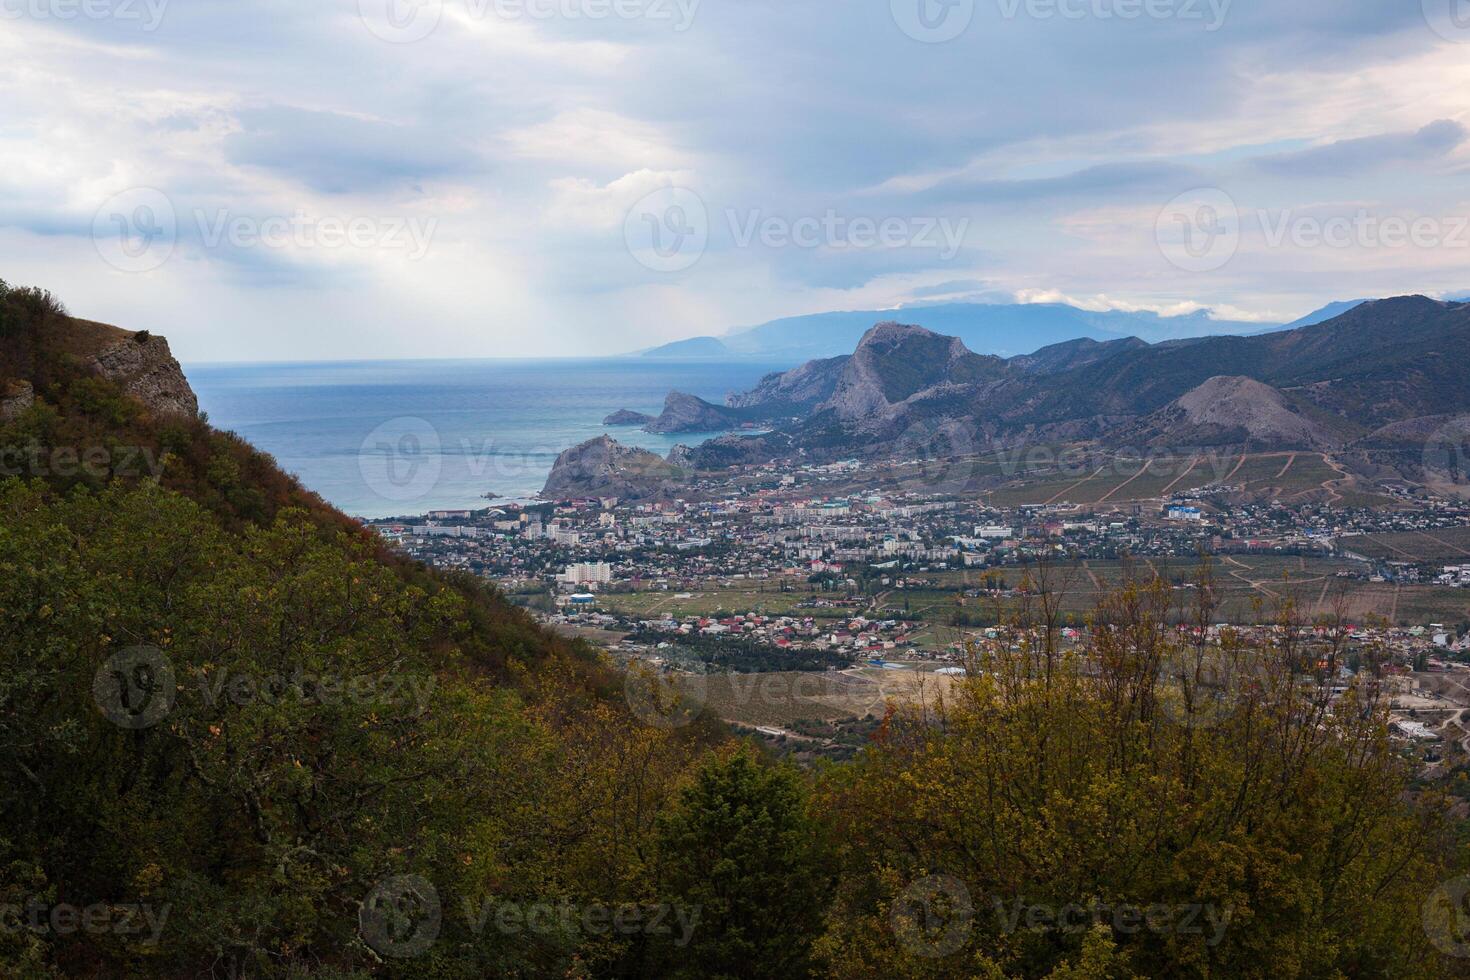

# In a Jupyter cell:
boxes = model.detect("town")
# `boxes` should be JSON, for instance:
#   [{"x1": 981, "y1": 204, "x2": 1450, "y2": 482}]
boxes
[{"x1": 368, "y1": 450, "x2": 1470, "y2": 761}]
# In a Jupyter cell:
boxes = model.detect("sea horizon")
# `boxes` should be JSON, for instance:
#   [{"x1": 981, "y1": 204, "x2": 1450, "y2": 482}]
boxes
[{"x1": 189, "y1": 356, "x2": 791, "y2": 520}]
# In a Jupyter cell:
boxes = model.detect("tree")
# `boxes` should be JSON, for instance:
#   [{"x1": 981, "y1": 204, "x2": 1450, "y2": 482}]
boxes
[
  {"x1": 816, "y1": 568, "x2": 1460, "y2": 979},
  {"x1": 652, "y1": 746, "x2": 831, "y2": 979}
]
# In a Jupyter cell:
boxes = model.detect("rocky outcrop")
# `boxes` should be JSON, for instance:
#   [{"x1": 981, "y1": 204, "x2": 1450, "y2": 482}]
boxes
[
  {"x1": 726, "y1": 355, "x2": 849, "y2": 411},
  {"x1": 541, "y1": 436, "x2": 686, "y2": 500},
  {"x1": 604, "y1": 409, "x2": 655, "y2": 426},
  {"x1": 816, "y1": 322, "x2": 1004, "y2": 428},
  {"x1": 673, "y1": 432, "x2": 794, "y2": 470},
  {"x1": 1, "y1": 380, "x2": 35, "y2": 421},
  {"x1": 1134, "y1": 376, "x2": 1336, "y2": 449},
  {"x1": 643, "y1": 391, "x2": 748, "y2": 433},
  {"x1": 89, "y1": 333, "x2": 198, "y2": 417}
]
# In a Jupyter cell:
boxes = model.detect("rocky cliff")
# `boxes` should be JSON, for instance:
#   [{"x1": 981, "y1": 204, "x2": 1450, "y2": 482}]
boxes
[
  {"x1": 1, "y1": 379, "x2": 34, "y2": 421},
  {"x1": 88, "y1": 331, "x2": 198, "y2": 417},
  {"x1": 815, "y1": 322, "x2": 1006, "y2": 431},
  {"x1": 726, "y1": 355, "x2": 849, "y2": 411},
  {"x1": 541, "y1": 435, "x2": 686, "y2": 500},
  {"x1": 643, "y1": 391, "x2": 749, "y2": 433}
]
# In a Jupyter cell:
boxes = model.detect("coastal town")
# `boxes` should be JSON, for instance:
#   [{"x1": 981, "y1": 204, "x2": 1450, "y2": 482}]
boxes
[{"x1": 368, "y1": 446, "x2": 1470, "y2": 762}]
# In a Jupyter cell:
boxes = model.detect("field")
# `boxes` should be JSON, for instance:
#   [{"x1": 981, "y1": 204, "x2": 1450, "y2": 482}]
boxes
[
  {"x1": 599, "y1": 555, "x2": 1468, "y2": 649},
  {"x1": 884, "y1": 556, "x2": 1469, "y2": 628},
  {"x1": 598, "y1": 585, "x2": 853, "y2": 620},
  {"x1": 702, "y1": 665, "x2": 960, "y2": 728},
  {"x1": 1337, "y1": 525, "x2": 1470, "y2": 562},
  {"x1": 971, "y1": 451, "x2": 1393, "y2": 508}
]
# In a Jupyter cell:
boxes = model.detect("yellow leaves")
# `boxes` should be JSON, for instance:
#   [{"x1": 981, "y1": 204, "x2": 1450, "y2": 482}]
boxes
[{"x1": 132, "y1": 863, "x2": 164, "y2": 893}]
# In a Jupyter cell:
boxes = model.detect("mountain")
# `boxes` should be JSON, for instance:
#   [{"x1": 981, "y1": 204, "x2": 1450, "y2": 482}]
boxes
[
  {"x1": 718, "y1": 295, "x2": 1470, "y2": 458},
  {"x1": 816, "y1": 322, "x2": 1005, "y2": 426},
  {"x1": 642, "y1": 335, "x2": 731, "y2": 357},
  {"x1": 541, "y1": 434, "x2": 686, "y2": 498},
  {"x1": 1008, "y1": 336, "x2": 1150, "y2": 375},
  {"x1": 1128, "y1": 376, "x2": 1339, "y2": 449},
  {"x1": 719, "y1": 302, "x2": 1277, "y2": 360},
  {"x1": 643, "y1": 390, "x2": 763, "y2": 433},
  {"x1": 726, "y1": 355, "x2": 849, "y2": 411},
  {"x1": 1273, "y1": 299, "x2": 1367, "y2": 332}
]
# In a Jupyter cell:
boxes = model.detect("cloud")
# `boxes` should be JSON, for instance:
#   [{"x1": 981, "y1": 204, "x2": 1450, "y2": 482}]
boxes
[
  {"x1": 502, "y1": 108, "x2": 687, "y2": 173},
  {"x1": 3, "y1": 1, "x2": 1470, "y2": 358},
  {"x1": 1252, "y1": 120, "x2": 1469, "y2": 176},
  {"x1": 223, "y1": 106, "x2": 478, "y2": 194},
  {"x1": 906, "y1": 161, "x2": 1198, "y2": 207}
]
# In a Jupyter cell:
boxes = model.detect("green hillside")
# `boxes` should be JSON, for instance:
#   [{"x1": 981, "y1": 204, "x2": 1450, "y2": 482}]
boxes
[{"x1": 3, "y1": 280, "x2": 1467, "y2": 978}]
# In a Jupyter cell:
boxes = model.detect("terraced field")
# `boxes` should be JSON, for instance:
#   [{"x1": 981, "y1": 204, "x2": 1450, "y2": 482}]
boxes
[
  {"x1": 979, "y1": 451, "x2": 1391, "y2": 508},
  {"x1": 1338, "y1": 525, "x2": 1470, "y2": 562}
]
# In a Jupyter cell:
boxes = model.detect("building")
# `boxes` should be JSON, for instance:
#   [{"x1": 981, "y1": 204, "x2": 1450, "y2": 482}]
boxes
[{"x1": 559, "y1": 562, "x2": 613, "y2": 587}]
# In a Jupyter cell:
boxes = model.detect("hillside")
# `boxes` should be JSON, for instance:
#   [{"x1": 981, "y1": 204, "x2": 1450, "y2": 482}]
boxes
[
  {"x1": 718, "y1": 295, "x2": 1470, "y2": 465},
  {"x1": 0, "y1": 280, "x2": 726, "y2": 977}
]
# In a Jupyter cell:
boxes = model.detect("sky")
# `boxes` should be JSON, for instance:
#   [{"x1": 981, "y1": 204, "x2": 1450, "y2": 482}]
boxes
[{"x1": 3, "y1": 0, "x2": 1470, "y2": 361}]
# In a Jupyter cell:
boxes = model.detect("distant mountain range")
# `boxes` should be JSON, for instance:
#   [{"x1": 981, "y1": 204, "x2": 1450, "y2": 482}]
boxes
[
  {"x1": 677, "y1": 295, "x2": 1465, "y2": 465},
  {"x1": 635, "y1": 299, "x2": 1379, "y2": 362},
  {"x1": 549, "y1": 295, "x2": 1470, "y2": 497}
]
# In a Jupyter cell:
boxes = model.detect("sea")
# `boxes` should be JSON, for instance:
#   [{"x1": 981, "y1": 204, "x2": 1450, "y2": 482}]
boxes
[{"x1": 187, "y1": 358, "x2": 790, "y2": 519}]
